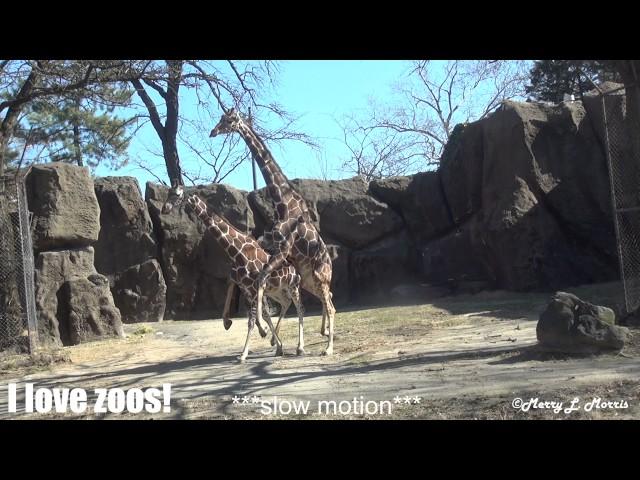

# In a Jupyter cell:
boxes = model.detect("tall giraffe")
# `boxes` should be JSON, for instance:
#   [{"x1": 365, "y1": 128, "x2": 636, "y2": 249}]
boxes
[
  {"x1": 186, "y1": 194, "x2": 306, "y2": 362},
  {"x1": 210, "y1": 109, "x2": 336, "y2": 355}
]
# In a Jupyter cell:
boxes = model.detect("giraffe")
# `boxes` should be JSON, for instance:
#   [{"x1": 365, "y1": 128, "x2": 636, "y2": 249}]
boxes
[
  {"x1": 210, "y1": 108, "x2": 336, "y2": 356},
  {"x1": 186, "y1": 194, "x2": 306, "y2": 362},
  {"x1": 162, "y1": 180, "x2": 185, "y2": 214}
]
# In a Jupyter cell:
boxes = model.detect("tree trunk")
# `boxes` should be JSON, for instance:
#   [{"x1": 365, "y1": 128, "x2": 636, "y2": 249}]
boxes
[
  {"x1": 72, "y1": 96, "x2": 83, "y2": 167},
  {"x1": 0, "y1": 66, "x2": 40, "y2": 176},
  {"x1": 164, "y1": 60, "x2": 184, "y2": 188}
]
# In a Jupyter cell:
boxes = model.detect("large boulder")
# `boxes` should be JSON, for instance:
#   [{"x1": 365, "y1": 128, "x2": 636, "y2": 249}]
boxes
[
  {"x1": 146, "y1": 182, "x2": 254, "y2": 318},
  {"x1": 59, "y1": 275, "x2": 124, "y2": 345},
  {"x1": 94, "y1": 176, "x2": 157, "y2": 276},
  {"x1": 112, "y1": 259, "x2": 166, "y2": 323},
  {"x1": 34, "y1": 247, "x2": 123, "y2": 346},
  {"x1": 537, "y1": 292, "x2": 629, "y2": 353},
  {"x1": 369, "y1": 172, "x2": 454, "y2": 243},
  {"x1": 438, "y1": 121, "x2": 484, "y2": 224},
  {"x1": 94, "y1": 177, "x2": 166, "y2": 323},
  {"x1": 26, "y1": 163, "x2": 100, "y2": 252},
  {"x1": 475, "y1": 101, "x2": 617, "y2": 290}
]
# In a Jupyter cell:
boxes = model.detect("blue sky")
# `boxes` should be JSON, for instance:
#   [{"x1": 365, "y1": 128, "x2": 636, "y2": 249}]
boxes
[{"x1": 95, "y1": 61, "x2": 413, "y2": 192}]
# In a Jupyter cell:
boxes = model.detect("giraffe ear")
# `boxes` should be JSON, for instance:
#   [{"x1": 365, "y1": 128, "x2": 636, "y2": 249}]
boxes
[{"x1": 246, "y1": 107, "x2": 253, "y2": 127}]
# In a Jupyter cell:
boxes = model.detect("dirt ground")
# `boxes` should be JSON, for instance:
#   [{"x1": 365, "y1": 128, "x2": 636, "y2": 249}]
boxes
[{"x1": 1, "y1": 282, "x2": 639, "y2": 420}]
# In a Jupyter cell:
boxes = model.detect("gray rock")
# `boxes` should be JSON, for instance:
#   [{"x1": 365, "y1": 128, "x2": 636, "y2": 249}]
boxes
[
  {"x1": 537, "y1": 292, "x2": 628, "y2": 353},
  {"x1": 439, "y1": 121, "x2": 484, "y2": 224},
  {"x1": 113, "y1": 259, "x2": 167, "y2": 323},
  {"x1": 60, "y1": 276, "x2": 124, "y2": 345},
  {"x1": 33, "y1": 247, "x2": 123, "y2": 346},
  {"x1": 473, "y1": 100, "x2": 617, "y2": 290},
  {"x1": 350, "y1": 231, "x2": 421, "y2": 303},
  {"x1": 26, "y1": 162, "x2": 101, "y2": 252},
  {"x1": 369, "y1": 172, "x2": 453, "y2": 243},
  {"x1": 421, "y1": 217, "x2": 489, "y2": 285},
  {"x1": 94, "y1": 176, "x2": 158, "y2": 276}
]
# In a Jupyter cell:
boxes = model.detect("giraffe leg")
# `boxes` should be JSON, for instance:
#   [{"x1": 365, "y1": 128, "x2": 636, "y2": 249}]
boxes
[
  {"x1": 239, "y1": 302, "x2": 257, "y2": 363},
  {"x1": 320, "y1": 307, "x2": 329, "y2": 337},
  {"x1": 258, "y1": 284, "x2": 283, "y2": 356},
  {"x1": 319, "y1": 283, "x2": 335, "y2": 356},
  {"x1": 222, "y1": 281, "x2": 236, "y2": 330},
  {"x1": 271, "y1": 298, "x2": 291, "y2": 346},
  {"x1": 257, "y1": 296, "x2": 271, "y2": 338},
  {"x1": 289, "y1": 288, "x2": 305, "y2": 356}
]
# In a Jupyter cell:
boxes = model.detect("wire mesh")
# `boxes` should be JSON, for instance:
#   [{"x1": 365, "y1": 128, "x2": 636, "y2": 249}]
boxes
[
  {"x1": 0, "y1": 175, "x2": 37, "y2": 355},
  {"x1": 602, "y1": 86, "x2": 640, "y2": 313}
]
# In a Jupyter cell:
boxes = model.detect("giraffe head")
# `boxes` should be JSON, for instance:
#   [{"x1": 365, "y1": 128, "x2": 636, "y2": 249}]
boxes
[
  {"x1": 210, "y1": 108, "x2": 249, "y2": 137},
  {"x1": 186, "y1": 194, "x2": 205, "y2": 215},
  {"x1": 162, "y1": 184, "x2": 184, "y2": 214}
]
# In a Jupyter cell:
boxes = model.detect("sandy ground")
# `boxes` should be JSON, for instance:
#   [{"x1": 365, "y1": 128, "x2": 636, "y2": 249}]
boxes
[{"x1": 1, "y1": 282, "x2": 638, "y2": 420}]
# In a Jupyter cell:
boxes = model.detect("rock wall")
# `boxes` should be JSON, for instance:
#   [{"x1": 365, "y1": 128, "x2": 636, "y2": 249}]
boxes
[
  {"x1": 26, "y1": 163, "x2": 124, "y2": 346},
  {"x1": 93, "y1": 177, "x2": 166, "y2": 323},
  {"x1": 37, "y1": 90, "x2": 622, "y2": 322}
]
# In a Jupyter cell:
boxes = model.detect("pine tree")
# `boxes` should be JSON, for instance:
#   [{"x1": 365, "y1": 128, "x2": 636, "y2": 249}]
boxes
[
  {"x1": 11, "y1": 83, "x2": 135, "y2": 170},
  {"x1": 525, "y1": 60, "x2": 621, "y2": 103}
]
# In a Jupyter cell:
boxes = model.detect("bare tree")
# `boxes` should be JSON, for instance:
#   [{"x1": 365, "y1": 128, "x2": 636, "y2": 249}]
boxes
[
  {"x1": 129, "y1": 60, "x2": 317, "y2": 211},
  {"x1": 340, "y1": 60, "x2": 530, "y2": 177},
  {"x1": 338, "y1": 114, "x2": 424, "y2": 181}
]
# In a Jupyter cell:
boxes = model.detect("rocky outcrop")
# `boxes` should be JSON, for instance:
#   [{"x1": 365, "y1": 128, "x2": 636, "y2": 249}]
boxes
[
  {"x1": 421, "y1": 217, "x2": 488, "y2": 286},
  {"x1": 251, "y1": 177, "x2": 403, "y2": 248},
  {"x1": 350, "y1": 231, "x2": 421, "y2": 303},
  {"x1": 60, "y1": 275, "x2": 124, "y2": 345},
  {"x1": 537, "y1": 292, "x2": 628, "y2": 353},
  {"x1": 24, "y1": 163, "x2": 124, "y2": 347},
  {"x1": 27, "y1": 163, "x2": 100, "y2": 252},
  {"x1": 34, "y1": 247, "x2": 123, "y2": 346},
  {"x1": 112, "y1": 259, "x2": 166, "y2": 323},
  {"x1": 76, "y1": 89, "x2": 626, "y2": 321},
  {"x1": 473, "y1": 100, "x2": 616, "y2": 290},
  {"x1": 94, "y1": 177, "x2": 158, "y2": 275},
  {"x1": 369, "y1": 172, "x2": 453, "y2": 243},
  {"x1": 93, "y1": 177, "x2": 166, "y2": 323},
  {"x1": 367, "y1": 96, "x2": 619, "y2": 292}
]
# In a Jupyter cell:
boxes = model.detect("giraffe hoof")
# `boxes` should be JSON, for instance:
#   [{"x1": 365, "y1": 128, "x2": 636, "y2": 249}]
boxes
[
  {"x1": 275, "y1": 346, "x2": 284, "y2": 357},
  {"x1": 238, "y1": 356, "x2": 247, "y2": 364},
  {"x1": 223, "y1": 319, "x2": 233, "y2": 330},
  {"x1": 320, "y1": 329, "x2": 329, "y2": 337},
  {"x1": 270, "y1": 336, "x2": 276, "y2": 346},
  {"x1": 296, "y1": 347, "x2": 305, "y2": 356},
  {"x1": 259, "y1": 329, "x2": 268, "y2": 339},
  {"x1": 321, "y1": 348, "x2": 333, "y2": 357}
]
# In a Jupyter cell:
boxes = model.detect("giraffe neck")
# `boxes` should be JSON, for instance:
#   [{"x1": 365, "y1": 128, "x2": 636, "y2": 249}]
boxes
[
  {"x1": 237, "y1": 123, "x2": 288, "y2": 188},
  {"x1": 194, "y1": 205, "x2": 249, "y2": 260},
  {"x1": 236, "y1": 122, "x2": 310, "y2": 219}
]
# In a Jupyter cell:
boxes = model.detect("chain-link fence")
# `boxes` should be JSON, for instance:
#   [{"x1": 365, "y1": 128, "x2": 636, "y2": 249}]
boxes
[
  {"x1": 602, "y1": 84, "x2": 640, "y2": 314},
  {"x1": 0, "y1": 174, "x2": 37, "y2": 355}
]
